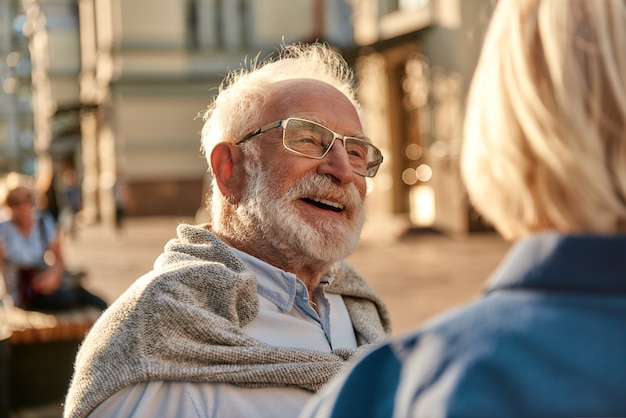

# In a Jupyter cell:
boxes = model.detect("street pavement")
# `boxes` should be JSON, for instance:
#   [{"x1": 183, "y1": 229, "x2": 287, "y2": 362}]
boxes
[{"x1": 65, "y1": 216, "x2": 511, "y2": 336}]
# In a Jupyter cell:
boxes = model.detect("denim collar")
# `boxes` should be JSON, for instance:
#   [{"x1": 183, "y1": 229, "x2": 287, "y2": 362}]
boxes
[{"x1": 487, "y1": 232, "x2": 626, "y2": 294}]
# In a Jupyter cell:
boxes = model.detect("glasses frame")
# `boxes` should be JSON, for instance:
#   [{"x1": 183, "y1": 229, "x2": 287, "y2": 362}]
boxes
[{"x1": 236, "y1": 117, "x2": 383, "y2": 177}]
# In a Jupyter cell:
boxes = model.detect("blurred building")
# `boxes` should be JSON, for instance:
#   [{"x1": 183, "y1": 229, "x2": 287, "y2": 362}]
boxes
[
  {"x1": 350, "y1": 0, "x2": 496, "y2": 234},
  {"x1": 1, "y1": 0, "x2": 83, "y2": 218},
  {"x1": 0, "y1": 0, "x2": 35, "y2": 177}
]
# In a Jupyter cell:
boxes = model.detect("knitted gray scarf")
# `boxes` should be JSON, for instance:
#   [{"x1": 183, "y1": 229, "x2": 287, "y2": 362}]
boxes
[{"x1": 64, "y1": 223, "x2": 391, "y2": 418}]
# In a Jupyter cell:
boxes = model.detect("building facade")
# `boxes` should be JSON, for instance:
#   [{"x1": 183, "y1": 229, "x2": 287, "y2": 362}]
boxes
[
  {"x1": 351, "y1": 0, "x2": 496, "y2": 235},
  {"x1": 1, "y1": 0, "x2": 84, "y2": 219},
  {"x1": 0, "y1": 0, "x2": 35, "y2": 181}
]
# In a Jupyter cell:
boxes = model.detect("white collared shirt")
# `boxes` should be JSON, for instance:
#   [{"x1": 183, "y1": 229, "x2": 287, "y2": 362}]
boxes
[{"x1": 89, "y1": 247, "x2": 357, "y2": 418}]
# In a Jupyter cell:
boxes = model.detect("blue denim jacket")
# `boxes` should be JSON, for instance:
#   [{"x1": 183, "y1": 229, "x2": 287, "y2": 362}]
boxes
[{"x1": 302, "y1": 232, "x2": 626, "y2": 418}]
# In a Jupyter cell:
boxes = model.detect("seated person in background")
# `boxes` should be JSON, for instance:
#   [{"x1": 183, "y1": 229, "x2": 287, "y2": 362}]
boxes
[
  {"x1": 64, "y1": 42, "x2": 391, "y2": 418},
  {"x1": 0, "y1": 186, "x2": 107, "y2": 312},
  {"x1": 300, "y1": 1, "x2": 626, "y2": 417}
]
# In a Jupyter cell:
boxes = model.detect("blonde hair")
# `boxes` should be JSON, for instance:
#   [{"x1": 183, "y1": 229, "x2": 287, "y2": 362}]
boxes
[
  {"x1": 200, "y1": 42, "x2": 361, "y2": 160},
  {"x1": 461, "y1": 0, "x2": 626, "y2": 238}
]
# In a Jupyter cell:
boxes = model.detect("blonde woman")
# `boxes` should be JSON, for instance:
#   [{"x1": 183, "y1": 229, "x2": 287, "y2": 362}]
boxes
[{"x1": 301, "y1": 1, "x2": 626, "y2": 417}]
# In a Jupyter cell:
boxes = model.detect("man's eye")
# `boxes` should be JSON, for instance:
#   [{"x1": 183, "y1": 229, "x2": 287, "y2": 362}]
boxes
[
  {"x1": 291, "y1": 135, "x2": 322, "y2": 145},
  {"x1": 346, "y1": 144, "x2": 368, "y2": 159}
]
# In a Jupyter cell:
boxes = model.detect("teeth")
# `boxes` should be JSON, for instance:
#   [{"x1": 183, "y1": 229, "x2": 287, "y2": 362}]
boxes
[{"x1": 310, "y1": 197, "x2": 344, "y2": 210}]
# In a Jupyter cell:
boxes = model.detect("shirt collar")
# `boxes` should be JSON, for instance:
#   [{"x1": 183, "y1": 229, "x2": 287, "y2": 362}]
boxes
[
  {"x1": 228, "y1": 246, "x2": 300, "y2": 311},
  {"x1": 486, "y1": 232, "x2": 626, "y2": 294}
]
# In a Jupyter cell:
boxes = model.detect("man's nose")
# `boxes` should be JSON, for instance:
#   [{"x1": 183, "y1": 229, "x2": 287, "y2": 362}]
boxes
[{"x1": 317, "y1": 140, "x2": 354, "y2": 184}]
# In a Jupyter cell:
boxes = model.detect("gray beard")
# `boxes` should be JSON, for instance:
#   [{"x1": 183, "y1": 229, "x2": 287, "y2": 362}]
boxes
[{"x1": 231, "y1": 159, "x2": 366, "y2": 265}]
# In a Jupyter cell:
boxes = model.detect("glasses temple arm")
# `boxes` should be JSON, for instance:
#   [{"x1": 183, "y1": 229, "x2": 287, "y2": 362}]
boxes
[
  {"x1": 236, "y1": 129, "x2": 262, "y2": 145},
  {"x1": 236, "y1": 120, "x2": 284, "y2": 145}
]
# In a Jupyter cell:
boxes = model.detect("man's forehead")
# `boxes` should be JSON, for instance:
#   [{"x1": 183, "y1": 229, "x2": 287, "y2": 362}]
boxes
[
  {"x1": 268, "y1": 79, "x2": 354, "y2": 107},
  {"x1": 265, "y1": 80, "x2": 362, "y2": 126}
]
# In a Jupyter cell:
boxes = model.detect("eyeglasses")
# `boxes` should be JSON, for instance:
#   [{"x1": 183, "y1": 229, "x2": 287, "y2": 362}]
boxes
[{"x1": 236, "y1": 117, "x2": 384, "y2": 177}]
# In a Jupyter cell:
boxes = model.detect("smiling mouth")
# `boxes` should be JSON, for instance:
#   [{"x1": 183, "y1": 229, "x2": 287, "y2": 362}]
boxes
[{"x1": 301, "y1": 197, "x2": 345, "y2": 212}]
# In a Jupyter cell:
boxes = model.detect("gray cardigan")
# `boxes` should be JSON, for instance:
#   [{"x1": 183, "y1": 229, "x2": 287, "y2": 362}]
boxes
[{"x1": 64, "y1": 223, "x2": 391, "y2": 418}]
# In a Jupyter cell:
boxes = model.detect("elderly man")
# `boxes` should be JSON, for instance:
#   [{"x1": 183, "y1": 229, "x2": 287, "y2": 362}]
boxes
[{"x1": 64, "y1": 43, "x2": 391, "y2": 418}]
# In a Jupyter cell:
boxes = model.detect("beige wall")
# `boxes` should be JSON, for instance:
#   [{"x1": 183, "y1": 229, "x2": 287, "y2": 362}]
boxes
[
  {"x1": 119, "y1": 1, "x2": 186, "y2": 45},
  {"x1": 252, "y1": 0, "x2": 315, "y2": 42},
  {"x1": 50, "y1": 78, "x2": 79, "y2": 107},
  {"x1": 114, "y1": 93, "x2": 208, "y2": 177},
  {"x1": 49, "y1": 30, "x2": 81, "y2": 73},
  {"x1": 112, "y1": 88, "x2": 209, "y2": 215}
]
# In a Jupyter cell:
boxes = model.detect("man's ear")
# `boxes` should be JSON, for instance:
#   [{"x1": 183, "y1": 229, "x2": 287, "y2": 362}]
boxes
[{"x1": 210, "y1": 142, "x2": 245, "y2": 203}]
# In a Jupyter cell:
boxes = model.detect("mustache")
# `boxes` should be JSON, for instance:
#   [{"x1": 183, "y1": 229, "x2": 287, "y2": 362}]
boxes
[{"x1": 285, "y1": 174, "x2": 363, "y2": 213}]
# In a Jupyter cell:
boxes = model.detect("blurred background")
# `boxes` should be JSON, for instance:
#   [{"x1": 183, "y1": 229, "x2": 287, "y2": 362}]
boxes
[{"x1": 0, "y1": 0, "x2": 498, "y2": 238}]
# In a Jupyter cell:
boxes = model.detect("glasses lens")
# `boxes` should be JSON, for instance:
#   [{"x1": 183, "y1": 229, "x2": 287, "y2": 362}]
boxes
[
  {"x1": 283, "y1": 118, "x2": 383, "y2": 177},
  {"x1": 345, "y1": 138, "x2": 383, "y2": 177},
  {"x1": 283, "y1": 119, "x2": 332, "y2": 158}
]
